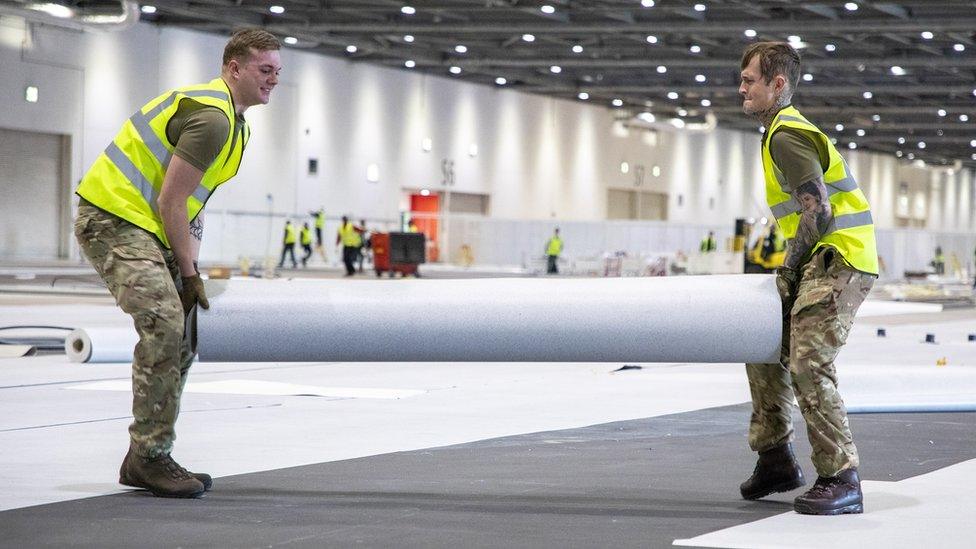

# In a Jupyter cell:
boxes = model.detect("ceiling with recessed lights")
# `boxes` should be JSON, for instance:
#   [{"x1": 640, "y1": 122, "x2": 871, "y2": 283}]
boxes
[{"x1": 20, "y1": 0, "x2": 976, "y2": 166}]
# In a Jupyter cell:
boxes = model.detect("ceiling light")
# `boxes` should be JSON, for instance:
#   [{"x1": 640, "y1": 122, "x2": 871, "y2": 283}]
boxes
[
  {"x1": 921, "y1": 31, "x2": 934, "y2": 40},
  {"x1": 540, "y1": 4, "x2": 555, "y2": 14},
  {"x1": 667, "y1": 91, "x2": 679, "y2": 100},
  {"x1": 744, "y1": 29, "x2": 757, "y2": 38},
  {"x1": 918, "y1": 141, "x2": 926, "y2": 149},
  {"x1": 346, "y1": 45, "x2": 357, "y2": 53},
  {"x1": 896, "y1": 151, "x2": 903, "y2": 158},
  {"x1": 670, "y1": 118, "x2": 686, "y2": 129},
  {"x1": 401, "y1": 5, "x2": 416, "y2": 15},
  {"x1": 856, "y1": 129, "x2": 866, "y2": 137},
  {"x1": 938, "y1": 109, "x2": 947, "y2": 117},
  {"x1": 678, "y1": 108, "x2": 688, "y2": 116},
  {"x1": 550, "y1": 65, "x2": 562, "y2": 73},
  {"x1": 641, "y1": 0, "x2": 655, "y2": 6},
  {"x1": 449, "y1": 66, "x2": 462, "y2": 74},
  {"x1": 825, "y1": 44, "x2": 836, "y2": 52},
  {"x1": 656, "y1": 65, "x2": 667, "y2": 74},
  {"x1": 455, "y1": 45, "x2": 467, "y2": 53},
  {"x1": 844, "y1": 2, "x2": 858, "y2": 10},
  {"x1": 404, "y1": 60, "x2": 416, "y2": 68},
  {"x1": 140, "y1": 5, "x2": 156, "y2": 14},
  {"x1": 848, "y1": 142, "x2": 857, "y2": 149},
  {"x1": 269, "y1": 5, "x2": 284, "y2": 14},
  {"x1": 403, "y1": 34, "x2": 415, "y2": 42},
  {"x1": 700, "y1": 98, "x2": 711, "y2": 107},
  {"x1": 890, "y1": 66, "x2": 905, "y2": 76},
  {"x1": 972, "y1": 154, "x2": 976, "y2": 160},
  {"x1": 862, "y1": 91, "x2": 873, "y2": 99},
  {"x1": 971, "y1": 139, "x2": 976, "y2": 147},
  {"x1": 572, "y1": 44, "x2": 584, "y2": 53},
  {"x1": 28, "y1": 2, "x2": 73, "y2": 17},
  {"x1": 283, "y1": 36, "x2": 298, "y2": 45},
  {"x1": 420, "y1": 188, "x2": 430, "y2": 196},
  {"x1": 788, "y1": 35, "x2": 801, "y2": 43},
  {"x1": 639, "y1": 112, "x2": 656, "y2": 123},
  {"x1": 612, "y1": 98, "x2": 624, "y2": 107},
  {"x1": 522, "y1": 34, "x2": 536, "y2": 42},
  {"x1": 689, "y1": 44, "x2": 701, "y2": 53},
  {"x1": 646, "y1": 35, "x2": 658, "y2": 44},
  {"x1": 578, "y1": 92, "x2": 589, "y2": 100},
  {"x1": 897, "y1": 137, "x2": 906, "y2": 144},
  {"x1": 495, "y1": 77, "x2": 507, "y2": 85},
  {"x1": 872, "y1": 114, "x2": 881, "y2": 122},
  {"x1": 695, "y1": 74, "x2": 706, "y2": 83},
  {"x1": 693, "y1": 3, "x2": 706, "y2": 11},
  {"x1": 802, "y1": 73, "x2": 813, "y2": 82},
  {"x1": 953, "y1": 43, "x2": 965, "y2": 52},
  {"x1": 835, "y1": 124, "x2": 845, "y2": 132},
  {"x1": 961, "y1": 114, "x2": 970, "y2": 122},
  {"x1": 907, "y1": 153, "x2": 915, "y2": 159}
]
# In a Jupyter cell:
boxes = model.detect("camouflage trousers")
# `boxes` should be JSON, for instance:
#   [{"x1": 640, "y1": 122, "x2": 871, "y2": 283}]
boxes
[
  {"x1": 74, "y1": 199, "x2": 193, "y2": 459},
  {"x1": 746, "y1": 246, "x2": 875, "y2": 477}
]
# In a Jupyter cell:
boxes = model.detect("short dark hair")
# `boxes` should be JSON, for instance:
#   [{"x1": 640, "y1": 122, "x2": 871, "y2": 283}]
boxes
[
  {"x1": 223, "y1": 28, "x2": 281, "y2": 67},
  {"x1": 741, "y1": 41, "x2": 801, "y2": 92}
]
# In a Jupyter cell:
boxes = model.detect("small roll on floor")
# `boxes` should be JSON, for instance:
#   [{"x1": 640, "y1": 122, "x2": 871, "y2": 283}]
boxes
[{"x1": 65, "y1": 327, "x2": 138, "y2": 363}]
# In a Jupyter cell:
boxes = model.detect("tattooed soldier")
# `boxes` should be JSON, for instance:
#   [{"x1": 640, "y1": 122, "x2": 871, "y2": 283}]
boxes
[
  {"x1": 737, "y1": 42, "x2": 879, "y2": 515},
  {"x1": 74, "y1": 29, "x2": 281, "y2": 498}
]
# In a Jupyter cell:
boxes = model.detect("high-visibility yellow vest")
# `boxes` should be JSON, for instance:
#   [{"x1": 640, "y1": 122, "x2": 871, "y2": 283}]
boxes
[
  {"x1": 761, "y1": 105, "x2": 878, "y2": 275},
  {"x1": 300, "y1": 226, "x2": 312, "y2": 245},
  {"x1": 314, "y1": 211, "x2": 324, "y2": 229},
  {"x1": 339, "y1": 222, "x2": 362, "y2": 247},
  {"x1": 547, "y1": 236, "x2": 563, "y2": 256},
  {"x1": 284, "y1": 224, "x2": 297, "y2": 244},
  {"x1": 76, "y1": 78, "x2": 248, "y2": 248},
  {"x1": 699, "y1": 237, "x2": 716, "y2": 252}
]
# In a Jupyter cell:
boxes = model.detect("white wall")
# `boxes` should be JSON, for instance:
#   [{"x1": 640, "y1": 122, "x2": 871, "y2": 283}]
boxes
[{"x1": 0, "y1": 18, "x2": 972, "y2": 267}]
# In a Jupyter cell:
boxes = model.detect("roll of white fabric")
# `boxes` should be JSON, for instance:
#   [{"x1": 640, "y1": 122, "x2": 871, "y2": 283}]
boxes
[
  {"x1": 65, "y1": 327, "x2": 139, "y2": 363},
  {"x1": 197, "y1": 275, "x2": 781, "y2": 364}
]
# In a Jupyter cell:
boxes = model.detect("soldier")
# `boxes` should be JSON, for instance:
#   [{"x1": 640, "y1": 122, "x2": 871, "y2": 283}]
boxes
[
  {"x1": 74, "y1": 29, "x2": 281, "y2": 498},
  {"x1": 738, "y1": 42, "x2": 879, "y2": 515}
]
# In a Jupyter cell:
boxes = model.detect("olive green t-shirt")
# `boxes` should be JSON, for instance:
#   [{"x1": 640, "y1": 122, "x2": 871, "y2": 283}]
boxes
[
  {"x1": 164, "y1": 99, "x2": 244, "y2": 172},
  {"x1": 767, "y1": 127, "x2": 830, "y2": 191}
]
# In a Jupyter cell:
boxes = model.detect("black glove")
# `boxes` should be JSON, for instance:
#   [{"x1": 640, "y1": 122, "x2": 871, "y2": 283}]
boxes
[{"x1": 180, "y1": 274, "x2": 209, "y2": 315}]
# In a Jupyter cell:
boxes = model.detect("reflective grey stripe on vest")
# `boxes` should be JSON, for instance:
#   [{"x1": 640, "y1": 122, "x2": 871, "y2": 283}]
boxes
[
  {"x1": 777, "y1": 115, "x2": 808, "y2": 125},
  {"x1": 104, "y1": 141, "x2": 159, "y2": 213},
  {"x1": 121, "y1": 88, "x2": 231, "y2": 206},
  {"x1": 824, "y1": 210, "x2": 873, "y2": 234}
]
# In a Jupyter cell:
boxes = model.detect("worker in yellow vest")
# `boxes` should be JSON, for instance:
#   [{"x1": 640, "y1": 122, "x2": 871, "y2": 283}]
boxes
[
  {"x1": 309, "y1": 207, "x2": 326, "y2": 261},
  {"x1": 336, "y1": 215, "x2": 363, "y2": 276},
  {"x1": 277, "y1": 220, "x2": 298, "y2": 269},
  {"x1": 545, "y1": 228, "x2": 563, "y2": 274},
  {"x1": 699, "y1": 231, "x2": 717, "y2": 253},
  {"x1": 300, "y1": 222, "x2": 313, "y2": 267},
  {"x1": 738, "y1": 41, "x2": 878, "y2": 516},
  {"x1": 72, "y1": 29, "x2": 281, "y2": 498}
]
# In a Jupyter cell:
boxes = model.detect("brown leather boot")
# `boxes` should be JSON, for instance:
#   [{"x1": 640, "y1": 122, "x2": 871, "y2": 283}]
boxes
[
  {"x1": 740, "y1": 443, "x2": 806, "y2": 500},
  {"x1": 119, "y1": 449, "x2": 206, "y2": 498},
  {"x1": 120, "y1": 448, "x2": 212, "y2": 491},
  {"x1": 794, "y1": 468, "x2": 863, "y2": 515}
]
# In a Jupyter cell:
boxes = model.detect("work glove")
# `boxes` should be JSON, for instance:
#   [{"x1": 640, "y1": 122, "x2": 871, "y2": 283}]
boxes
[
  {"x1": 180, "y1": 274, "x2": 210, "y2": 316},
  {"x1": 775, "y1": 266, "x2": 799, "y2": 316}
]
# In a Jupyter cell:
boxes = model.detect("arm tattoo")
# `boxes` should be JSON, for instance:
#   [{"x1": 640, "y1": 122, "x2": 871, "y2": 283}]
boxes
[
  {"x1": 189, "y1": 216, "x2": 204, "y2": 241},
  {"x1": 783, "y1": 177, "x2": 832, "y2": 270}
]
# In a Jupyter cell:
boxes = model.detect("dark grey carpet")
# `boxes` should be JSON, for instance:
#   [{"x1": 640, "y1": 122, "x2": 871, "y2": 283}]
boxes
[{"x1": 2, "y1": 404, "x2": 973, "y2": 549}]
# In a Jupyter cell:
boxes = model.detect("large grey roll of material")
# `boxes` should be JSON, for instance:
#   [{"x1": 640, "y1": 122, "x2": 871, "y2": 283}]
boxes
[
  {"x1": 197, "y1": 275, "x2": 781, "y2": 364},
  {"x1": 65, "y1": 327, "x2": 138, "y2": 363}
]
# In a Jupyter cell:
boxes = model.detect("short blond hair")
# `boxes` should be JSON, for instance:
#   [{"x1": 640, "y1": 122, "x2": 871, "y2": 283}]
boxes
[{"x1": 222, "y1": 28, "x2": 280, "y2": 67}]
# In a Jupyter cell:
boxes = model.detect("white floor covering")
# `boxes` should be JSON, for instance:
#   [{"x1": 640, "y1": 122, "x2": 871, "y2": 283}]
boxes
[{"x1": 1, "y1": 294, "x2": 974, "y2": 548}]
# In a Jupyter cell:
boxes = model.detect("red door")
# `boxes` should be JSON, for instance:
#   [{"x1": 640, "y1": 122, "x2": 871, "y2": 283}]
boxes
[{"x1": 409, "y1": 193, "x2": 439, "y2": 262}]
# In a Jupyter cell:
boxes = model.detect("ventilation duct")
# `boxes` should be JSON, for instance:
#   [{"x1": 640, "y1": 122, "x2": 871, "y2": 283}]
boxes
[{"x1": 0, "y1": 0, "x2": 139, "y2": 31}]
